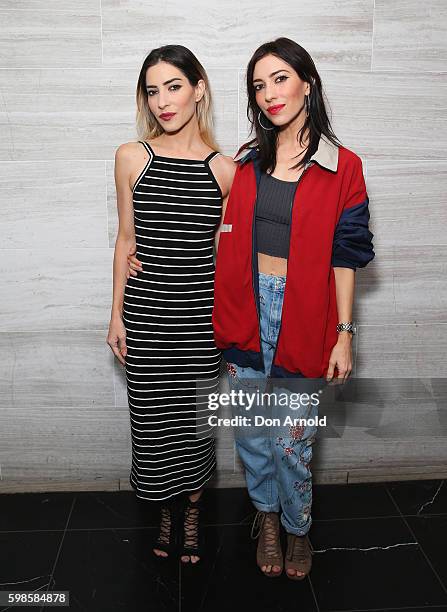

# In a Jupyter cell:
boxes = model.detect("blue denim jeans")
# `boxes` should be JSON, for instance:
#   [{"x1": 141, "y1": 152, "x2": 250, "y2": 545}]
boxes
[{"x1": 226, "y1": 272, "x2": 318, "y2": 536}]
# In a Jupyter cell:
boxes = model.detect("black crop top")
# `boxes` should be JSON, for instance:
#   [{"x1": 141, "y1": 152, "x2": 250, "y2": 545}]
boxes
[{"x1": 255, "y1": 172, "x2": 299, "y2": 259}]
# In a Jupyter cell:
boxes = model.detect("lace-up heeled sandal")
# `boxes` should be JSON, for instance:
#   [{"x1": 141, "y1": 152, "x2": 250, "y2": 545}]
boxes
[
  {"x1": 285, "y1": 532, "x2": 314, "y2": 580},
  {"x1": 180, "y1": 496, "x2": 204, "y2": 564},
  {"x1": 250, "y1": 511, "x2": 283, "y2": 578},
  {"x1": 153, "y1": 500, "x2": 179, "y2": 559}
]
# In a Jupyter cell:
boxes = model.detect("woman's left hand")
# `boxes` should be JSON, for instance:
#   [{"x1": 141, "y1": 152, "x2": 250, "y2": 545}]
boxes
[{"x1": 326, "y1": 334, "x2": 353, "y2": 383}]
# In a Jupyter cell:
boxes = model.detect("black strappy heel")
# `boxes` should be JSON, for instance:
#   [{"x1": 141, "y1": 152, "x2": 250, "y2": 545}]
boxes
[
  {"x1": 153, "y1": 499, "x2": 180, "y2": 559},
  {"x1": 180, "y1": 495, "x2": 204, "y2": 563}
]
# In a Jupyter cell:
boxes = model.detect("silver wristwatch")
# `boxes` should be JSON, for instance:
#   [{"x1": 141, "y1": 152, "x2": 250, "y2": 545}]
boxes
[{"x1": 336, "y1": 321, "x2": 357, "y2": 335}]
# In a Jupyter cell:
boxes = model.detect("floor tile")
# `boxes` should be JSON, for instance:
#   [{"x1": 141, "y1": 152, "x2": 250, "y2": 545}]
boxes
[
  {"x1": 51, "y1": 527, "x2": 179, "y2": 611},
  {"x1": 0, "y1": 492, "x2": 74, "y2": 531},
  {"x1": 67, "y1": 491, "x2": 158, "y2": 530},
  {"x1": 406, "y1": 514, "x2": 447, "y2": 590},
  {"x1": 200, "y1": 486, "x2": 255, "y2": 525},
  {"x1": 309, "y1": 516, "x2": 447, "y2": 611},
  {"x1": 386, "y1": 479, "x2": 447, "y2": 516},
  {"x1": 181, "y1": 524, "x2": 318, "y2": 612},
  {"x1": 312, "y1": 482, "x2": 397, "y2": 520},
  {"x1": 0, "y1": 531, "x2": 62, "y2": 612}
]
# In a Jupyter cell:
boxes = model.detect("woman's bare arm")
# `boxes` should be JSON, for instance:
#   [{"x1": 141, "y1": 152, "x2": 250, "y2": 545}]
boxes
[
  {"x1": 326, "y1": 267, "x2": 355, "y2": 381},
  {"x1": 111, "y1": 143, "x2": 137, "y2": 320},
  {"x1": 107, "y1": 142, "x2": 141, "y2": 365}
]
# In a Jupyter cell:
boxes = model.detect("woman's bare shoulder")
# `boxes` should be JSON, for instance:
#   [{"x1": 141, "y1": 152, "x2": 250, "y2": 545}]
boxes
[
  {"x1": 215, "y1": 152, "x2": 236, "y2": 166},
  {"x1": 209, "y1": 153, "x2": 237, "y2": 195},
  {"x1": 213, "y1": 153, "x2": 237, "y2": 178},
  {"x1": 115, "y1": 141, "x2": 145, "y2": 159}
]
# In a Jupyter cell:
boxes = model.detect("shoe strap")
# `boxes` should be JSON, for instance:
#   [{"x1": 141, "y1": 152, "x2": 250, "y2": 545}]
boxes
[
  {"x1": 158, "y1": 505, "x2": 173, "y2": 544},
  {"x1": 286, "y1": 534, "x2": 314, "y2": 562},
  {"x1": 250, "y1": 510, "x2": 266, "y2": 540},
  {"x1": 260, "y1": 513, "x2": 282, "y2": 559}
]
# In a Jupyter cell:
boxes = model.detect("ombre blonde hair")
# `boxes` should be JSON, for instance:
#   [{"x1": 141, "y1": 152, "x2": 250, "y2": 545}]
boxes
[{"x1": 135, "y1": 45, "x2": 220, "y2": 152}]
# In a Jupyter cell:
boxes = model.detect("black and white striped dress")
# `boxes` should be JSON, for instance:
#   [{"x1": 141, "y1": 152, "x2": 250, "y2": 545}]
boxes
[{"x1": 123, "y1": 141, "x2": 222, "y2": 502}]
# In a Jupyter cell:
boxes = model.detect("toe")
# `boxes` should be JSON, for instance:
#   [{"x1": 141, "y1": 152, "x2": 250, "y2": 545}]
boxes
[{"x1": 287, "y1": 568, "x2": 305, "y2": 577}]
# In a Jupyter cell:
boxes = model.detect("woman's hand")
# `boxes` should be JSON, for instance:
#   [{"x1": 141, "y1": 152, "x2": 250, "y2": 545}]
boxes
[
  {"x1": 326, "y1": 334, "x2": 353, "y2": 383},
  {"x1": 106, "y1": 315, "x2": 128, "y2": 366},
  {"x1": 126, "y1": 245, "x2": 143, "y2": 278}
]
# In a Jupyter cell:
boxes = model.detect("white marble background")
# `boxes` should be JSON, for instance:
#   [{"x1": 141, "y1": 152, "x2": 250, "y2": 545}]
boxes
[{"x1": 1, "y1": 0, "x2": 446, "y2": 492}]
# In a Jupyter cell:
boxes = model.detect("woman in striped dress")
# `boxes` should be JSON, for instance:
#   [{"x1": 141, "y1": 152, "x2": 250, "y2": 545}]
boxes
[{"x1": 106, "y1": 44, "x2": 235, "y2": 564}]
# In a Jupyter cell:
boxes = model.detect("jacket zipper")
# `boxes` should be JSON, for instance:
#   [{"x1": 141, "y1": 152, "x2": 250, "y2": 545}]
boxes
[{"x1": 265, "y1": 161, "x2": 314, "y2": 384}]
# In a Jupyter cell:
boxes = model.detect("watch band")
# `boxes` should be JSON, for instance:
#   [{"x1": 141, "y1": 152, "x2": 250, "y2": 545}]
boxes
[{"x1": 336, "y1": 321, "x2": 356, "y2": 334}]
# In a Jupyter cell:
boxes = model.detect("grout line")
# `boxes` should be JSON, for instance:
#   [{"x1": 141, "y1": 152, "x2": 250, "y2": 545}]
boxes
[
  {"x1": 42, "y1": 495, "x2": 77, "y2": 609},
  {"x1": 0, "y1": 67, "x2": 446, "y2": 74},
  {"x1": 197, "y1": 534, "x2": 223, "y2": 611},
  {"x1": 99, "y1": 0, "x2": 104, "y2": 65},
  {"x1": 0, "y1": 8, "x2": 101, "y2": 12},
  {"x1": 237, "y1": 68, "x2": 240, "y2": 150},
  {"x1": 371, "y1": 0, "x2": 376, "y2": 72},
  {"x1": 104, "y1": 159, "x2": 109, "y2": 241},
  {"x1": 308, "y1": 572, "x2": 321, "y2": 612},
  {"x1": 3, "y1": 511, "x2": 447, "y2": 535}
]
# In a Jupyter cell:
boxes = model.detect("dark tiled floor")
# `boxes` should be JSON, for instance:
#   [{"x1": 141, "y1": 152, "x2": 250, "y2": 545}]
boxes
[{"x1": 1, "y1": 480, "x2": 447, "y2": 612}]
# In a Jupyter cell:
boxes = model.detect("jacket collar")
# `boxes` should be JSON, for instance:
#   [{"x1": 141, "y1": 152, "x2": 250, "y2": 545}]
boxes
[{"x1": 237, "y1": 134, "x2": 339, "y2": 172}]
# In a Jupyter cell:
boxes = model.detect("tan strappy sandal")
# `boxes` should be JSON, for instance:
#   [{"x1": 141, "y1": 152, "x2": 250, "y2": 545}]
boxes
[
  {"x1": 285, "y1": 532, "x2": 314, "y2": 580},
  {"x1": 250, "y1": 511, "x2": 283, "y2": 578}
]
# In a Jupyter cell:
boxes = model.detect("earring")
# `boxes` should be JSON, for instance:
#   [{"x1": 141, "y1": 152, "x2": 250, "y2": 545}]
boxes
[
  {"x1": 258, "y1": 110, "x2": 275, "y2": 131},
  {"x1": 304, "y1": 94, "x2": 310, "y2": 118}
]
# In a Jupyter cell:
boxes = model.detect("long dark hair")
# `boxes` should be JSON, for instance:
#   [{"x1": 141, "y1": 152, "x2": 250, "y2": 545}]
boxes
[
  {"x1": 237, "y1": 37, "x2": 341, "y2": 173},
  {"x1": 135, "y1": 44, "x2": 219, "y2": 151}
]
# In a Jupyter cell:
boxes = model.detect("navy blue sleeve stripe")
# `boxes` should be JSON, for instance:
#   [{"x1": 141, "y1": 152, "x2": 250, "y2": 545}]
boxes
[{"x1": 331, "y1": 197, "x2": 375, "y2": 270}]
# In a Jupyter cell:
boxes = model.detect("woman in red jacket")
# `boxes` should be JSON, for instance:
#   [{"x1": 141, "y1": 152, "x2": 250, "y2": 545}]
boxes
[
  {"x1": 212, "y1": 37, "x2": 374, "y2": 581},
  {"x1": 128, "y1": 37, "x2": 375, "y2": 580}
]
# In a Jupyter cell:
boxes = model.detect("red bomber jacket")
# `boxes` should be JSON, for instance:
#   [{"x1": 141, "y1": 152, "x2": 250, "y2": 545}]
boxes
[{"x1": 212, "y1": 135, "x2": 375, "y2": 380}]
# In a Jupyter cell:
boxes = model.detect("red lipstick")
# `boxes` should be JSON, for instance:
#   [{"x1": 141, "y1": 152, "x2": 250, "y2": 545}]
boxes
[
  {"x1": 159, "y1": 112, "x2": 176, "y2": 121},
  {"x1": 267, "y1": 104, "x2": 285, "y2": 115}
]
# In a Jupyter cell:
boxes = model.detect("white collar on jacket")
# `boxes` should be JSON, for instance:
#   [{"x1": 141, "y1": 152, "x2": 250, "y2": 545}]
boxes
[{"x1": 310, "y1": 134, "x2": 339, "y2": 172}]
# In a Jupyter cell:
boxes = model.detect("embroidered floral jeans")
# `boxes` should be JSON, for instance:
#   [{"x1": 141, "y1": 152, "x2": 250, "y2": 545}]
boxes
[{"x1": 226, "y1": 272, "x2": 318, "y2": 536}]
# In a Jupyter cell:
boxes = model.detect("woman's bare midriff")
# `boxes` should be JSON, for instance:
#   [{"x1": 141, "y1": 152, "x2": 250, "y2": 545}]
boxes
[{"x1": 258, "y1": 252, "x2": 288, "y2": 277}]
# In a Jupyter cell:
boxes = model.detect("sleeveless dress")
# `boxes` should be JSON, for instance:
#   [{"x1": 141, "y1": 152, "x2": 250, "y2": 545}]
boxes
[{"x1": 123, "y1": 141, "x2": 223, "y2": 502}]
